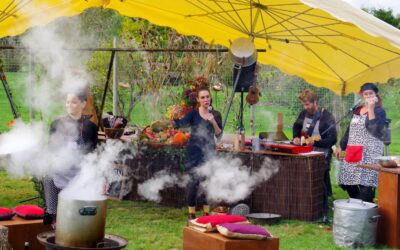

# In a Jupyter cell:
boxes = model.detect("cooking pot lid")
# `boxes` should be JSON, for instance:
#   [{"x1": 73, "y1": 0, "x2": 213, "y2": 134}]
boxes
[{"x1": 334, "y1": 198, "x2": 377, "y2": 210}]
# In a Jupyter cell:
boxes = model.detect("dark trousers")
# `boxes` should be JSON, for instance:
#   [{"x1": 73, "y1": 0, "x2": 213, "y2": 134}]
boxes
[
  {"x1": 322, "y1": 151, "x2": 333, "y2": 216},
  {"x1": 323, "y1": 168, "x2": 332, "y2": 215},
  {"x1": 340, "y1": 184, "x2": 376, "y2": 202},
  {"x1": 187, "y1": 171, "x2": 206, "y2": 207}
]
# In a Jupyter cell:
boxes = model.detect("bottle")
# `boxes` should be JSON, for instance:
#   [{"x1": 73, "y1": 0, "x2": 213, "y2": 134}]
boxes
[
  {"x1": 251, "y1": 137, "x2": 260, "y2": 151},
  {"x1": 24, "y1": 241, "x2": 29, "y2": 250},
  {"x1": 239, "y1": 129, "x2": 245, "y2": 150},
  {"x1": 233, "y1": 134, "x2": 240, "y2": 151}
]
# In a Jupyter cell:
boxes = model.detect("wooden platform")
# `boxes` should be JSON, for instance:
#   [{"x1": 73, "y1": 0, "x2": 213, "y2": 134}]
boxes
[
  {"x1": 183, "y1": 227, "x2": 279, "y2": 250},
  {"x1": 0, "y1": 216, "x2": 51, "y2": 250}
]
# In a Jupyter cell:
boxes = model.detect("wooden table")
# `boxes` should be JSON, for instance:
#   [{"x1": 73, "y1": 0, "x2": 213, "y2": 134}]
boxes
[
  {"x1": 356, "y1": 164, "x2": 400, "y2": 248},
  {"x1": 0, "y1": 216, "x2": 51, "y2": 250},
  {"x1": 126, "y1": 147, "x2": 325, "y2": 221}
]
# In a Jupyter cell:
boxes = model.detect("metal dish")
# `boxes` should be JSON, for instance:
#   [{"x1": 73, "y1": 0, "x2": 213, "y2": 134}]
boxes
[
  {"x1": 376, "y1": 156, "x2": 400, "y2": 168},
  {"x1": 246, "y1": 213, "x2": 281, "y2": 225}
]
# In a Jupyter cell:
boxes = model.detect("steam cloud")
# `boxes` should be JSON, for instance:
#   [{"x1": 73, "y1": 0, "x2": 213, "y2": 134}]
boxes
[
  {"x1": 1, "y1": 120, "x2": 81, "y2": 178},
  {"x1": 138, "y1": 170, "x2": 189, "y2": 202},
  {"x1": 196, "y1": 156, "x2": 279, "y2": 203},
  {"x1": 137, "y1": 155, "x2": 279, "y2": 204},
  {"x1": 20, "y1": 21, "x2": 94, "y2": 117},
  {"x1": 61, "y1": 140, "x2": 133, "y2": 200},
  {"x1": 0, "y1": 19, "x2": 134, "y2": 200}
]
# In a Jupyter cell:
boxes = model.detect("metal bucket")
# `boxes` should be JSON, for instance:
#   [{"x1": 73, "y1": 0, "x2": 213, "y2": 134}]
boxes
[
  {"x1": 55, "y1": 194, "x2": 107, "y2": 248},
  {"x1": 333, "y1": 198, "x2": 380, "y2": 248}
]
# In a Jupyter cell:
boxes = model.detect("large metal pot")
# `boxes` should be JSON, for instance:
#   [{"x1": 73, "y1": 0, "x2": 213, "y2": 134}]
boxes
[
  {"x1": 229, "y1": 37, "x2": 257, "y2": 67},
  {"x1": 333, "y1": 198, "x2": 380, "y2": 248},
  {"x1": 55, "y1": 194, "x2": 107, "y2": 248}
]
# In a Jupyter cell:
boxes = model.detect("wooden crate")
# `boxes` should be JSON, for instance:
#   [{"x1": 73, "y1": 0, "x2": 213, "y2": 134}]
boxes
[
  {"x1": 0, "y1": 216, "x2": 51, "y2": 250},
  {"x1": 183, "y1": 227, "x2": 279, "y2": 250}
]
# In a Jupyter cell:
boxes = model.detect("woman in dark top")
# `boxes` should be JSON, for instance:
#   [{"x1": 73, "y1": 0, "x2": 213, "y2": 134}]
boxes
[
  {"x1": 336, "y1": 83, "x2": 387, "y2": 202},
  {"x1": 174, "y1": 86, "x2": 222, "y2": 219},
  {"x1": 43, "y1": 91, "x2": 98, "y2": 226}
]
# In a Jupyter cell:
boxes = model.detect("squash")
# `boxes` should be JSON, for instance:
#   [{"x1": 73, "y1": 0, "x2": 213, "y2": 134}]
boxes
[{"x1": 173, "y1": 132, "x2": 188, "y2": 144}]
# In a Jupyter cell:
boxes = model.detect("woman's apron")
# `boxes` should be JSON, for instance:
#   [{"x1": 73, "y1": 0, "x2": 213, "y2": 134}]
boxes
[{"x1": 339, "y1": 114, "x2": 384, "y2": 187}]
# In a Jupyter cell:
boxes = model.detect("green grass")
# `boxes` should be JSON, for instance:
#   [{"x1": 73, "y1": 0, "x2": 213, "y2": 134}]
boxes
[
  {"x1": 0, "y1": 171, "x2": 38, "y2": 207},
  {"x1": 0, "y1": 170, "x2": 392, "y2": 250}
]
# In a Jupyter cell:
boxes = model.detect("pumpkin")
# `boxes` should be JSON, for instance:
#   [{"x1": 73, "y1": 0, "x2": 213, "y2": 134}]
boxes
[{"x1": 173, "y1": 132, "x2": 187, "y2": 144}]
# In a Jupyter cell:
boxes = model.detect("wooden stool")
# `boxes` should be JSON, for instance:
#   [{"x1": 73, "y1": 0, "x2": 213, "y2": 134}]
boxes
[
  {"x1": 0, "y1": 216, "x2": 52, "y2": 250},
  {"x1": 183, "y1": 227, "x2": 279, "y2": 250}
]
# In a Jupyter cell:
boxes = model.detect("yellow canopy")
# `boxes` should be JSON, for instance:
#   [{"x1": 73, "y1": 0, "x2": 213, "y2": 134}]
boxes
[
  {"x1": 2, "y1": 0, "x2": 400, "y2": 95},
  {"x1": 103, "y1": 0, "x2": 400, "y2": 95},
  {"x1": 0, "y1": 0, "x2": 102, "y2": 38}
]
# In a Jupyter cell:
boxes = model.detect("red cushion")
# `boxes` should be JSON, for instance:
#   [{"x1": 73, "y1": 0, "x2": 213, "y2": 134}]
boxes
[
  {"x1": 0, "y1": 207, "x2": 15, "y2": 220},
  {"x1": 13, "y1": 205, "x2": 44, "y2": 219},
  {"x1": 196, "y1": 215, "x2": 247, "y2": 227}
]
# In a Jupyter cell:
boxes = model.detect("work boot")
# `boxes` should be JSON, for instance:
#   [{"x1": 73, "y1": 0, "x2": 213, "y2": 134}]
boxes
[
  {"x1": 203, "y1": 205, "x2": 210, "y2": 216},
  {"x1": 321, "y1": 215, "x2": 330, "y2": 225}
]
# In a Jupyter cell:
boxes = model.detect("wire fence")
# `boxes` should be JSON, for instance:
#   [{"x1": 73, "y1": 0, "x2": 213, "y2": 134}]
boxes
[{"x1": 0, "y1": 37, "x2": 356, "y2": 137}]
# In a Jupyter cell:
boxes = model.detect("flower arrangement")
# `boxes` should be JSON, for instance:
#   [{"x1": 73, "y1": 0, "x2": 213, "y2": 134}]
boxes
[
  {"x1": 166, "y1": 103, "x2": 186, "y2": 120},
  {"x1": 166, "y1": 76, "x2": 210, "y2": 120}
]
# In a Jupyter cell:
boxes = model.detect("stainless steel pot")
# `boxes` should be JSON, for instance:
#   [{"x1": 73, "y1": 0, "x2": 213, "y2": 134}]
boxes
[
  {"x1": 55, "y1": 194, "x2": 107, "y2": 248},
  {"x1": 333, "y1": 198, "x2": 380, "y2": 248},
  {"x1": 229, "y1": 37, "x2": 257, "y2": 67}
]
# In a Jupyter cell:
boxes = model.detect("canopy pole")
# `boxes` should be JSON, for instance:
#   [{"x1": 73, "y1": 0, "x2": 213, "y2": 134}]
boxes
[
  {"x1": 0, "y1": 64, "x2": 18, "y2": 119},
  {"x1": 222, "y1": 64, "x2": 242, "y2": 132},
  {"x1": 112, "y1": 37, "x2": 119, "y2": 116},
  {"x1": 98, "y1": 51, "x2": 116, "y2": 128},
  {"x1": 0, "y1": 46, "x2": 266, "y2": 53}
]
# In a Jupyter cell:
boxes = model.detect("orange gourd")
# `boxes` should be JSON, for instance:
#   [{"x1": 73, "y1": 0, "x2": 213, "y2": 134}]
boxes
[{"x1": 173, "y1": 132, "x2": 187, "y2": 144}]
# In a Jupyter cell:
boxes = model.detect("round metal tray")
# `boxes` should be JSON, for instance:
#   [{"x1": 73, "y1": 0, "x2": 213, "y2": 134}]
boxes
[
  {"x1": 246, "y1": 213, "x2": 281, "y2": 225},
  {"x1": 376, "y1": 156, "x2": 400, "y2": 168}
]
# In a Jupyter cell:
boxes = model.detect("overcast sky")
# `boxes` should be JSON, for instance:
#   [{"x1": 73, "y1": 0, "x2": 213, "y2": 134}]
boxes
[{"x1": 342, "y1": 0, "x2": 400, "y2": 15}]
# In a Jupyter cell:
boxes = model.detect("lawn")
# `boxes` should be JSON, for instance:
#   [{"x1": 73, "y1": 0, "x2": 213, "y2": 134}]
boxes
[
  {"x1": 0, "y1": 72, "x2": 398, "y2": 249},
  {"x1": 0, "y1": 170, "x2": 391, "y2": 250}
]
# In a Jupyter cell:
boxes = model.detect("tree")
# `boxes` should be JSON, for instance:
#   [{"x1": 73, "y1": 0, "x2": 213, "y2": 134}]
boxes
[{"x1": 367, "y1": 8, "x2": 400, "y2": 29}]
